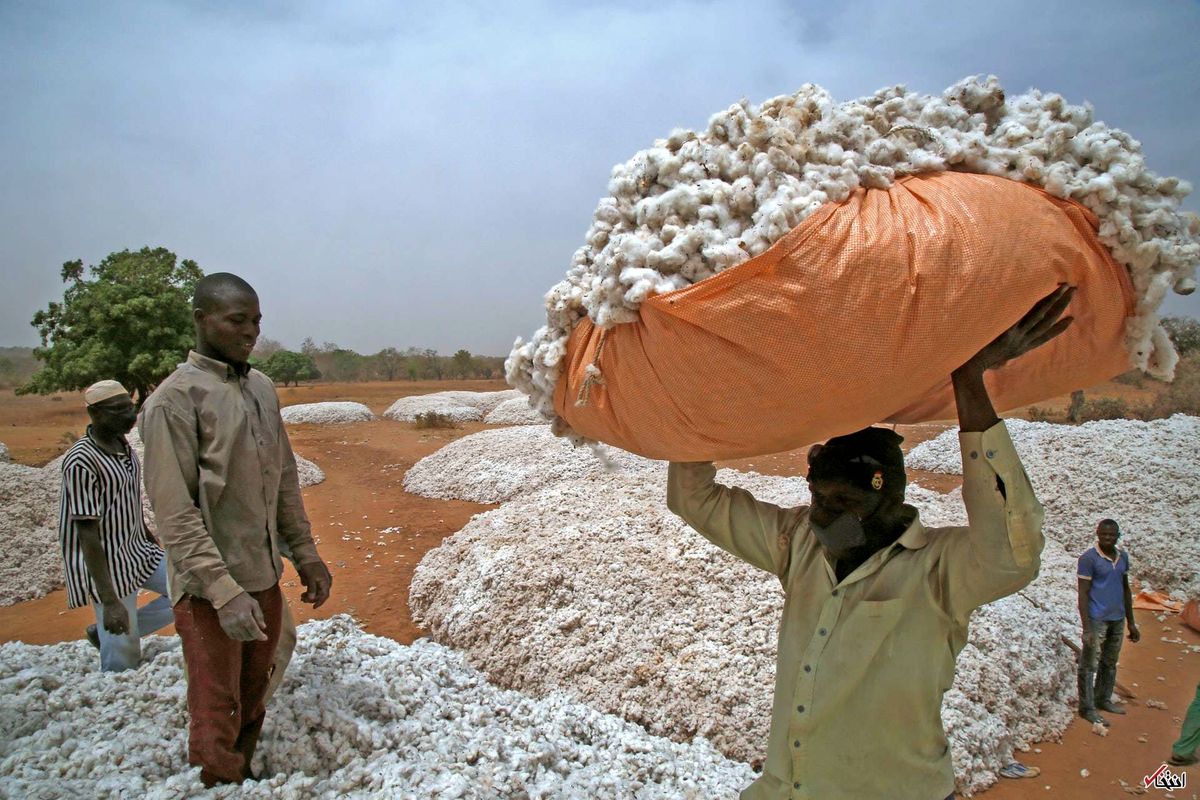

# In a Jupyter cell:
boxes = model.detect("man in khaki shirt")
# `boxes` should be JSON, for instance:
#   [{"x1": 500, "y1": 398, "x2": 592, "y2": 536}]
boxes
[
  {"x1": 668, "y1": 286, "x2": 1073, "y2": 800},
  {"x1": 140, "y1": 272, "x2": 332, "y2": 786}
]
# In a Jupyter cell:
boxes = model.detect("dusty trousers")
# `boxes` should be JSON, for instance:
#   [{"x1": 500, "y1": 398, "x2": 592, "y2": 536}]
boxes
[{"x1": 174, "y1": 584, "x2": 283, "y2": 786}]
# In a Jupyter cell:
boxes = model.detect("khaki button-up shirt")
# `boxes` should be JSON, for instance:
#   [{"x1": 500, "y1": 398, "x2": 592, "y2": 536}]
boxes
[
  {"x1": 667, "y1": 422, "x2": 1044, "y2": 800},
  {"x1": 139, "y1": 351, "x2": 320, "y2": 608}
]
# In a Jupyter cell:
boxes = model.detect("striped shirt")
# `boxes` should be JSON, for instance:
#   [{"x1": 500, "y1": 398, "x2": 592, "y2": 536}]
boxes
[{"x1": 58, "y1": 429, "x2": 162, "y2": 609}]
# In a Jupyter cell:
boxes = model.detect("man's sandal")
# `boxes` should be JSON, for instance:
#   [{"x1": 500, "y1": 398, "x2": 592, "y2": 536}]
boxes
[
  {"x1": 999, "y1": 761, "x2": 1042, "y2": 779},
  {"x1": 1168, "y1": 752, "x2": 1198, "y2": 767}
]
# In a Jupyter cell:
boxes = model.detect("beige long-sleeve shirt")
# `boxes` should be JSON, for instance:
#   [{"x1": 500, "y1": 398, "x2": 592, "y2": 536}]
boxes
[
  {"x1": 139, "y1": 350, "x2": 320, "y2": 608},
  {"x1": 667, "y1": 422, "x2": 1044, "y2": 800}
]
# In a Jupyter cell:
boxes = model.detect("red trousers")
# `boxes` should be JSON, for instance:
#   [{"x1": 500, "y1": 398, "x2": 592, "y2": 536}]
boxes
[{"x1": 174, "y1": 584, "x2": 283, "y2": 786}]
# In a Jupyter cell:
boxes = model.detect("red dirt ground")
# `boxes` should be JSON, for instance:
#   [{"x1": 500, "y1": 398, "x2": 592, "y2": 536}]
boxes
[{"x1": 1, "y1": 378, "x2": 1196, "y2": 798}]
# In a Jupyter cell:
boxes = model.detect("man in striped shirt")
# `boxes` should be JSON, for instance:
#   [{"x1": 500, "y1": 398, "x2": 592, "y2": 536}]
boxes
[{"x1": 59, "y1": 379, "x2": 171, "y2": 672}]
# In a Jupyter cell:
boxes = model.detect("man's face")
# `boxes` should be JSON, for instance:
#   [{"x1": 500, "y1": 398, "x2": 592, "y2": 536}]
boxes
[
  {"x1": 195, "y1": 291, "x2": 261, "y2": 364},
  {"x1": 88, "y1": 394, "x2": 137, "y2": 435},
  {"x1": 808, "y1": 479, "x2": 882, "y2": 529},
  {"x1": 1096, "y1": 522, "x2": 1120, "y2": 550}
]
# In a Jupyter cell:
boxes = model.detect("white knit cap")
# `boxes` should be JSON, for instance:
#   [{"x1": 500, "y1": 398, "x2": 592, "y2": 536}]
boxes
[{"x1": 84, "y1": 380, "x2": 129, "y2": 406}]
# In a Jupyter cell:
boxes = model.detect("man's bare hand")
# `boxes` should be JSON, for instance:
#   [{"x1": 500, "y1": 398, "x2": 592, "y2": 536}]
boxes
[
  {"x1": 101, "y1": 601, "x2": 130, "y2": 636},
  {"x1": 956, "y1": 284, "x2": 1076, "y2": 377},
  {"x1": 216, "y1": 591, "x2": 268, "y2": 641},
  {"x1": 298, "y1": 561, "x2": 332, "y2": 609}
]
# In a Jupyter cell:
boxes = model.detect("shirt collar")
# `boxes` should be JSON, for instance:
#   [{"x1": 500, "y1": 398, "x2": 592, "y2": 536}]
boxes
[
  {"x1": 84, "y1": 424, "x2": 130, "y2": 456},
  {"x1": 895, "y1": 509, "x2": 929, "y2": 550},
  {"x1": 187, "y1": 349, "x2": 251, "y2": 381},
  {"x1": 1093, "y1": 543, "x2": 1121, "y2": 564}
]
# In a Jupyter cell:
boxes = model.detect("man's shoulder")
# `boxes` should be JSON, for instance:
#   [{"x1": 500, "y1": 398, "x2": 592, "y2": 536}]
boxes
[
  {"x1": 143, "y1": 364, "x2": 217, "y2": 413},
  {"x1": 60, "y1": 437, "x2": 99, "y2": 471}
]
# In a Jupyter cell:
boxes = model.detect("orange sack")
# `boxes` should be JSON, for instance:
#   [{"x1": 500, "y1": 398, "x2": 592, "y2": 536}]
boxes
[{"x1": 554, "y1": 172, "x2": 1134, "y2": 461}]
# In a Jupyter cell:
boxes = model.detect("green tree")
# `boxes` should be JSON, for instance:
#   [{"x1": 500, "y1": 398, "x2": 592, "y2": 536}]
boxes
[
  {"x1": 374, "y1": 347, "x2": 404, "y2": 381},
  {"x1": 452, "y1": 349, "x2": 474, "y2": 378},
  {"x1": 21, "y1": 247, "x2": 203, "y2": 404},
  {"x1": 260, "y1": 350, "x2": 320, "y2": 387}
]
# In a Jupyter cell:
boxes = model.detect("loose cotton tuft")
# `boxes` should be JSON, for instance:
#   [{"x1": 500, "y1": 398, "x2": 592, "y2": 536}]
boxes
[{"x1": 507, "y1": 76, "x2": 1199, "y2": 429}]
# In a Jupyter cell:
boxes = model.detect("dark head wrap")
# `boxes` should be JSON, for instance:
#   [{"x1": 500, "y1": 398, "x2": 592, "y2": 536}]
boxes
[{"x1": 807, "y1": 426, "x2": 906, "y2": 498}]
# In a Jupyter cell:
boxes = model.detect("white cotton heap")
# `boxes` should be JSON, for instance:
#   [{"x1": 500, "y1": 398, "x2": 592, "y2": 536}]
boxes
[
  {"x1": 507, "y1": 75, "x2": 1200, "y2": 428},
  {"x1": 402, "y1": 426, "x2": 660, "y2": 504},
  {"x1": 907, "y1": 415, "x2": 1200, "y2": 596},
  {"x1": 383, "y1": 391, "x2": 520, "y2": 424},
  {"x1": 293, "y1": 454, "x2": 325, "y2": 489},
  {"x1": 280, "y1": 402, "x2": 375, "y2": 425},
  {"x1": 484, "y1": 397, "x2": 549, "y2": 426},
  {"x1": 409, "y1": 448, "x2": 1080, "y2": 795},
  {"x1": 0, "y1": 617, "x2": 753, "y2": 799},
  {"x1": 0, "y1": 433, "x2": 324, "y2": 606},
  {"x1": 0, "y1": 441, "x2": 10, "y2": 463},
  {"x1": 0, "y1": 460, "x2": 61, "y2": 606}
]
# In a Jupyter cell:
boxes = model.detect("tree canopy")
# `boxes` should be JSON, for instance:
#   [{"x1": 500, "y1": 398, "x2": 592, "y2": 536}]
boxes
[
  {"x1": 21, "y1": 247, "x2": 203, "y2": 404},
  {"x1": 260, "y1": 350, "x2": 320, "y2": 387}
]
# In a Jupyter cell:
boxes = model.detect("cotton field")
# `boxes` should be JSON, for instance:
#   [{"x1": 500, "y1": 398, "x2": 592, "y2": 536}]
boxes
[{"x1": 3, "y1": 409, "x2": 1195, "y2": 797}]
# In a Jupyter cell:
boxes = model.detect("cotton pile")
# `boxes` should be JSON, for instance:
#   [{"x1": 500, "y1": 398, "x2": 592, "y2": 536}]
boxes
[
  {"x1": 507, "y1": 75, "x2": 1200, "y2": 425},
  {"x1": 0, "y1": 441, "x2": 10, "y2": 463},
  {"x1": 0, "y1": 433, "x2": 324, "y2": 607},
  {"x1": 403, "y1": 426, "x2": 659, "y2": 504},
  {"x1": 410, "y1": 458, "x2": 1080, "y2": 795},
  {"x1": 384, "y1": 390, "x2": 523, "y2": 424},
  {"x1": 907, "y1": 415, "x2": 1200, "y2": 595},
  {"x1": 485, "y1": 397, "x2": 548, "y2": 426},
  {"x1": 0, "y1": 460, "x2": 61, "y2": 606},
  {"x1": 0, "y1": 616, "x2": 753, "y2": 799},
  {"x1": 281, "y1": 402, "x2": 375, "y2": 425}
]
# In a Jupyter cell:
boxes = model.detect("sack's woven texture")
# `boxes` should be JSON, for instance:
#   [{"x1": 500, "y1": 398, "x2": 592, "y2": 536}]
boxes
[{"x1": 555, "y1": 172, "x2": 1134, "y2": 461}]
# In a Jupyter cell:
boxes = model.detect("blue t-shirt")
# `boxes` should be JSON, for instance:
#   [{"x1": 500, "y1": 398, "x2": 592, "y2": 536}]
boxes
[{"x1": 1078, "y1": 546, "x2": 1129, "y2": 622}]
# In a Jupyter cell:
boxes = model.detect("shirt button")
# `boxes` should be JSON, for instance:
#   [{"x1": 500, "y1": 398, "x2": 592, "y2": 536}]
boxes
[
  {"x1": 793, "y1": 739, "x2": 801, "y2": 747},
  {"x1": 793, "y1": 782, "x2": 801, "y2": 789},
  {"x1": 969, "y1": 450, "x2": 979, "y2": 459},
  {"x1": 986, "y1": 449, "x2": 996, "y2": 458},
  {"x1": 797, "y1": 705, "x2": 805, "y2": 713},
  {"x1": 831, "y1": 589, "x2": 839, "y2": 597},
  {"x1": 819, "y1": 628, "x2": 827, "y2": 636},
  {"x1": 803, "y1": 665, "x2": 812, "y2": 672}
]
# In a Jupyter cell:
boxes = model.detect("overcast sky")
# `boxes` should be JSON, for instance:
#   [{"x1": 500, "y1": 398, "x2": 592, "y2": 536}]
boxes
[{"x1": 2, "y1": 0, "x2": 1197, "y2": 356}]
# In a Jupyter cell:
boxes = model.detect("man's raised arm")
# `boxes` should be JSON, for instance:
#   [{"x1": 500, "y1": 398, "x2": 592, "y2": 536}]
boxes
[
  {"x1": 939, "y1": 285, "x2": 1073, "y2": 619},
  {"x1": 667, "y1": 461, "x2": 801, "y2": 578}
]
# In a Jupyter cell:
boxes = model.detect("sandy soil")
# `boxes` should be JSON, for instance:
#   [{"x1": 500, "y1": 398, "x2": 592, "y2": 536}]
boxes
[{"x1": 1, "y1": 377, "x2": 1196, "y2": 799}]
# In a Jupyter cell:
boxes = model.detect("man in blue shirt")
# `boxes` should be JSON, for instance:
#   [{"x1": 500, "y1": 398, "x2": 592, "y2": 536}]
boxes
[{"x1": 1077, "y1": 519, "x2": 1140, "y2": 725}]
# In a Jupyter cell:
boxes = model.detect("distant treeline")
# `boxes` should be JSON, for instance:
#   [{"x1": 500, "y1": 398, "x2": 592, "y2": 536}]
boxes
[
  {"x1": 254, "y1": 338, "x2": 506, "y2": 386},
  {"x1": 1, "y1": 342, "x2": 504, "y2": 390}
]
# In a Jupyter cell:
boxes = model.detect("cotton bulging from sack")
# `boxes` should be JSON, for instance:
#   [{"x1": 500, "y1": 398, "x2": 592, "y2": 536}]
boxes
[{"x1": 506, "y1": 76, "x2": 1199, "y2": 460}]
